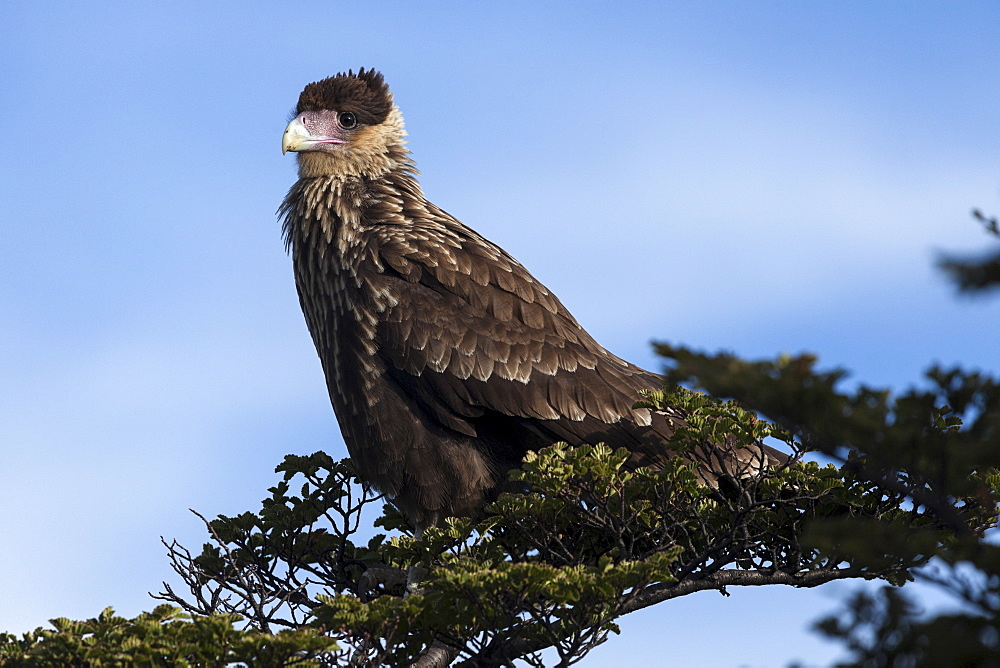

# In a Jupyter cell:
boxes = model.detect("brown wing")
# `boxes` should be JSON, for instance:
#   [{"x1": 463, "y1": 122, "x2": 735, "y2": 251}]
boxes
[
  {"x1": 366, "y1": 206, "x2": 787, "y2": 482},
  {"x1": 365, "y1": 207, "x2": 682, "y2": 469}
]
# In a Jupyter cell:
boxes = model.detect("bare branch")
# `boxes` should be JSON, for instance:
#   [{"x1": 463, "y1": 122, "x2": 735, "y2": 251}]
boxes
[{"x1": 474, "y1": 566, "x2": 876, "y2": 666}]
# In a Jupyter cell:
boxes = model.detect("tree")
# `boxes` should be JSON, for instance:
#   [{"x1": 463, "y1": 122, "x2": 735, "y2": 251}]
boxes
[
  {"x1": 2, "y1": 211, "x2": 997, "y2": 667},
  {"x1": 806, "y1": 209, "x2": 1000, "y2": 667},
  {"x1": 659, "y1": 208, "x2": 1000, "y2": 667},
  {"x1": 0, "y1": 607, "x2": 336, "y2": 667}
]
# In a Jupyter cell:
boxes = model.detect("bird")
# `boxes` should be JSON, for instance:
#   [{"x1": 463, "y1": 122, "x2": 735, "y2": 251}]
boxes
[{"x1": 279, "y1": 68, "x2": 786, "y2": 530}]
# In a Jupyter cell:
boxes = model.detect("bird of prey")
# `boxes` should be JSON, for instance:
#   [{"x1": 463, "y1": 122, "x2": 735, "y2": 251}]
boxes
[{"x1": 280, "y1": 69, "x2": 784, "y2": 529}]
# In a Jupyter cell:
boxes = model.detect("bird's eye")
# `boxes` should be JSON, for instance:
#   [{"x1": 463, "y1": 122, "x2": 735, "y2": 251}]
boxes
[{"x1": 338, "y1": 111, "x2": 357, "y2": 129}]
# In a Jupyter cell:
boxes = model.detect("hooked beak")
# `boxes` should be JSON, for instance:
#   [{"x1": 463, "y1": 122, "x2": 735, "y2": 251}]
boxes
[{"x1": 282, "y1": 115, "x2": 346, "y2": 154}]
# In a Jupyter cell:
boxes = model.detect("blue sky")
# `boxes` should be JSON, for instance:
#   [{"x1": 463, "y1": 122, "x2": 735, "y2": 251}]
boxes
[{"x1": 2, "y1": 2, "x2": 999, "y2": 665}]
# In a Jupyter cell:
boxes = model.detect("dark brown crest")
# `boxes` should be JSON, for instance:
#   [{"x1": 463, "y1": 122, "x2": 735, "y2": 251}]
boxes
[{"x1": 296, "y1": 68, "x2": 393, "y2": 125}]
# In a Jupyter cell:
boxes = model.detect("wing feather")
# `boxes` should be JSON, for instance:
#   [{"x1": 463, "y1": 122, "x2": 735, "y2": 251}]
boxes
[{"x1": 370, "y1": 212, "x2": 660, "y2": 452}]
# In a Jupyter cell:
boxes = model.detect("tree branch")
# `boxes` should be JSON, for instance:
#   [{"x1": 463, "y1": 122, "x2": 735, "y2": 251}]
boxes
[
  {"x1": 412, "y1": 640, "x2": 461, "y2": 668},
  {"x1": 474, "y1": 567, "x2": 874, "y2": 666}
]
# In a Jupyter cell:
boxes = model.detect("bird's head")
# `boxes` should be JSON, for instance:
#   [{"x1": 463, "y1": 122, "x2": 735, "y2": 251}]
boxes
[{"x1": 282, "y1": 68, "x2": 407, "y2": 179}]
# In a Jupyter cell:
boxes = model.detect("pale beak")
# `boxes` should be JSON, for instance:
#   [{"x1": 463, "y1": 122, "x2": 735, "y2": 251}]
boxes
[
  {"x1": 282, "y1": 117, "x2": 311, "y2": 154},
  {"x1": 281, "y1": 116, "x2": 346, "y2": 154}
]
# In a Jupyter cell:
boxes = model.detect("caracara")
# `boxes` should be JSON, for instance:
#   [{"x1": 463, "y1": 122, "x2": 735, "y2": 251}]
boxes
[{"x1": 279, "y1": 69, "x2": 784, "y2": 529}]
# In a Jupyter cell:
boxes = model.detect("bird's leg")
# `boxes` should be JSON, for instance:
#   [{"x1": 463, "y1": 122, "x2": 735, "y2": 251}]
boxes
[
  {"x1": 405, "y1": 523, "x2": 432, "y2": 598},
  {"x1": 405, "y1": 564, "x2": 429, "y2": 598}
]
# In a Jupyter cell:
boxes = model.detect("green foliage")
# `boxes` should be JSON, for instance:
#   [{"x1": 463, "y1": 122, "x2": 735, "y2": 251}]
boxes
[
  {"x1": 814, "y1": 586, "x2": 1000, "y2": 668},
  {"x1": 651, "y1": 350, "x2": 1000, "y2": 665},
  {"x1": 939, "y1": 209, "x2": 1000, "y2": 293},
  {"x1": 157, "y1": 453, "x2": 389, "y2": 631},
  {"x1": 12, "y1": 369, "x2": 990, "y2": 665},
  {"x1": 0, "y1": 605, "x2": 335, "y2": 667},
  {"x1": 146, "y1": 381, "x2": 995, "y2": 665},
  {"x1": 309, "y1": 443, "x2": 698, "y2": 665},
  {"x1": 658, "y1": 348, "x2": 999, "y2": 523},
  {"x1": 655, "y1": 208, "x2": 1000, "y2": 667}
]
